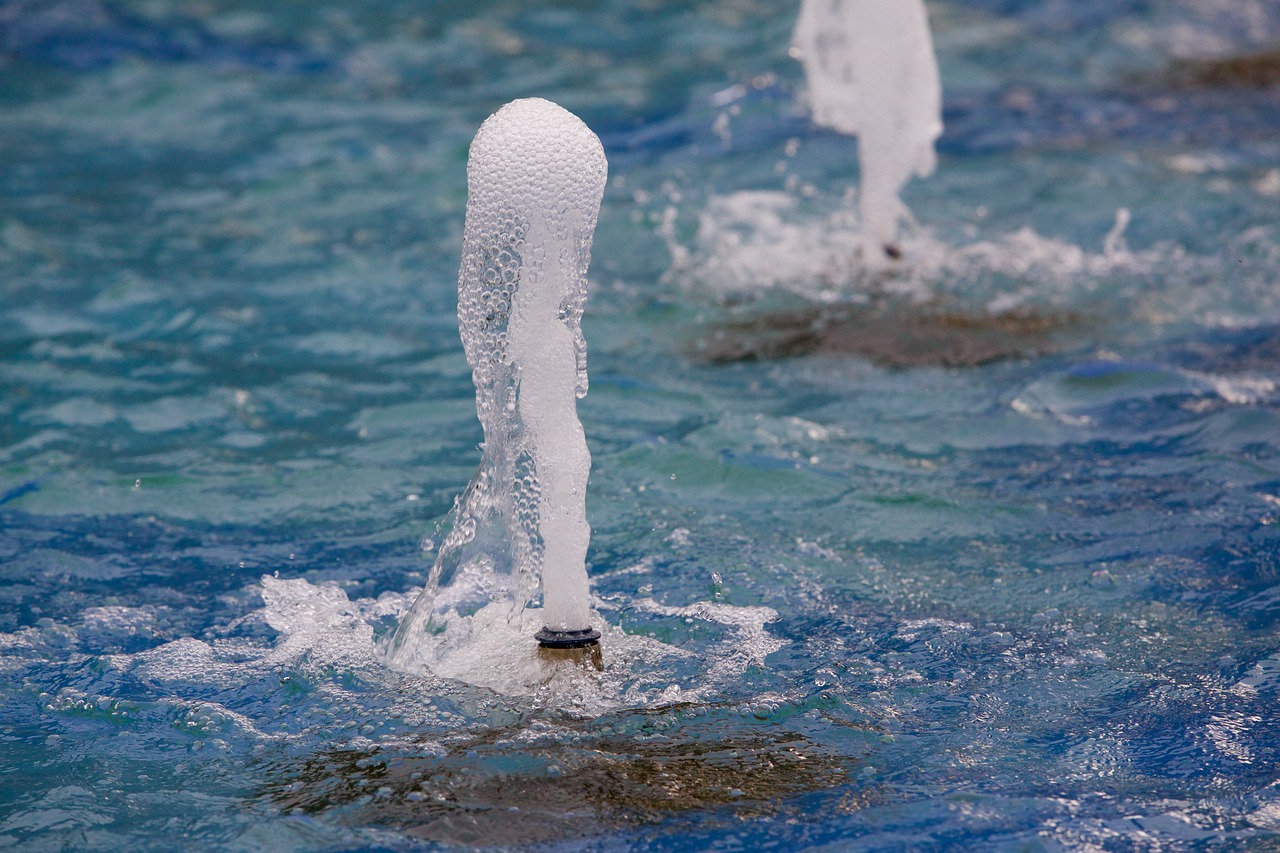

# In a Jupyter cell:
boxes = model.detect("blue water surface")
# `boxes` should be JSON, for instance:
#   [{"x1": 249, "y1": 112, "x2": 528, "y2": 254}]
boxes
[{"x1": 2, "y1": 1, "x2": 1280, "y2": 850}]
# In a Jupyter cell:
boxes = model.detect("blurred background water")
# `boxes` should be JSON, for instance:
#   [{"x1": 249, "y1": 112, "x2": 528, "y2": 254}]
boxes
[{"x1": 1, "y1": 0, "x2": 1279, "y2": 850}]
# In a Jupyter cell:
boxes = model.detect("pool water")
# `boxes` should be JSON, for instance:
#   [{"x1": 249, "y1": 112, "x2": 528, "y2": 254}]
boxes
[{"x1": 2, "y1": 1, "x2": 1279, "y2": 849}]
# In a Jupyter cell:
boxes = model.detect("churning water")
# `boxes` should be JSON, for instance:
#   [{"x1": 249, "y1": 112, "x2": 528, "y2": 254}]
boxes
[{"x1": 2, "y1": 1, "x2": 1279, "y2": 849}]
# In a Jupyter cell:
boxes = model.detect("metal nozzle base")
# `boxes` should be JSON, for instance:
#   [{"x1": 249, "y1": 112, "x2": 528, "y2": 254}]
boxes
[
  {"x1": 535, "y1": 627, "x2": 601, "y2": 649},
  {"x1": 536, "y1": 627, "x2": 602, "y2": 671}
]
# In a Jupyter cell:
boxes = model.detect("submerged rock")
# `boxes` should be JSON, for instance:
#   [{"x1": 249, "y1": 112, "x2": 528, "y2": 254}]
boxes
[
  {"x1": 266, "y1": 723, "x2": 862, "y2": 846},
  {"x1": 1169, "y1": 50, "x2": 1280, "y2": 89},
  {"x1": 694, "y1": 302, "x2": 1085, "y2": 368}
]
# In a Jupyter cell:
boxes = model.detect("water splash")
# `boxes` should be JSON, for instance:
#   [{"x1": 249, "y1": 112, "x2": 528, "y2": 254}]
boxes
[
  {"x1": 141, "y1": 574, "x2": 787, "y2": 709},
  {"x1": 669, "y1": 190, "x2": 1280, "y2": 314},
  {"x1": 671, "y1": 191, "x2": 1155, "y2": 306}
]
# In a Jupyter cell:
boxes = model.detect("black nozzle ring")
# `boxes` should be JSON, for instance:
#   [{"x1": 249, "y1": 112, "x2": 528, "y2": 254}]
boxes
[{"x1": 535, "y1": 627, "x2": 601, "y2": 648}]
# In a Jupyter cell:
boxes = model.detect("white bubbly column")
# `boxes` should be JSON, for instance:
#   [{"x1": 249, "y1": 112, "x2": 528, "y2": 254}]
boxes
[
  {"x1": 791, "y1": 0, "x2": 942, "y2": 251},
  {"x1": 457, "y1": 98, "x2": 607, "y2": 636}
]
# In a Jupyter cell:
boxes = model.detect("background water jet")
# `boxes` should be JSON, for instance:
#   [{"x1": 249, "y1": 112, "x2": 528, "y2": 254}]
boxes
[{"x1": 791, "y1": 0, "x2": 943, "y2": 255}]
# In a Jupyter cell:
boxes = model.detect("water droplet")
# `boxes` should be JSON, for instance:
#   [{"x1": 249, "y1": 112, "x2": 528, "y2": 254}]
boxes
[{"x1": 1089, "y1": 569, "x2": 1117, "y2": 590}]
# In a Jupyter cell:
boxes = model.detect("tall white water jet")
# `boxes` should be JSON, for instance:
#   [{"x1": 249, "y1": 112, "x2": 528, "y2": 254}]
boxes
[
  {"x1": 389, "y1": 98, "x2": 608, "y2": 663},
  {"x1": 791, "y1": 0, "x2": 942, "y2": 255}
]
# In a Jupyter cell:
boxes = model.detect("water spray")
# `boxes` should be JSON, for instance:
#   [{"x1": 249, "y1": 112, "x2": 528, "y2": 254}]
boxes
[{"x1": 389, "y1": 98, "x2": 608, "y2": 668}]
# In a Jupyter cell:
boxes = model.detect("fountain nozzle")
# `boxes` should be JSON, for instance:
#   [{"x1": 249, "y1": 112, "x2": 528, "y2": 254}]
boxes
[
  {"x1": 535, "y1": 627, "x2": 601, "y2": 649},
  {"x1": 536, "y1": 627, "x2": 603, "y2": 671}
]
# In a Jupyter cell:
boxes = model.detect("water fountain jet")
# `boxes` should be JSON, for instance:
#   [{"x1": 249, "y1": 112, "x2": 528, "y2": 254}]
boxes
[
  {"x1": 388, "y1": 98, "x2": 608, "y2": 671},
  {"x1": 791, "y1": 0, "x2": 942, "y2": 258}
]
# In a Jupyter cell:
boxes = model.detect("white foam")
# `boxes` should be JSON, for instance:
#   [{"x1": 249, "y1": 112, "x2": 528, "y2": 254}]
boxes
[
  {"x1": 626, "y1": 598, "x2": 787, "y2": 702},
  {"x1": 54, "y1": 576, "x2": 784, "y2": 713},
  {"x1": 670, "y1": 190, "x2": 1280, "y2": 330},
  {"x1": 383, "y1": 589, "x2": 789, "y2": 709}
]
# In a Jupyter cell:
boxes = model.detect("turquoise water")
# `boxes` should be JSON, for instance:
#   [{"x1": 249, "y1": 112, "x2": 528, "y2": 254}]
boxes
[{"x1": 2, "y1": 1, "x2": 1280, "y2": 849}]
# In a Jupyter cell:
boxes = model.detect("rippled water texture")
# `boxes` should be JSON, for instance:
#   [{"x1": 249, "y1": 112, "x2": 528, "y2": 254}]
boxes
[{"x1": 2, "y1": 1, "x2": 1279, "y2": 850}]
